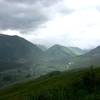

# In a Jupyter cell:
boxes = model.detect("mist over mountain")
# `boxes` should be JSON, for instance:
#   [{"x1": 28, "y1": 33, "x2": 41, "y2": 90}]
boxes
[
  {"x1": 0, "y1": 34, "x2": 43, "y2": 71},
  {"x1": 0, "y1": 34, "x2": 99, "y2": 73},
  {"x1": 70, "y1": 46, "x2": 100, "y2": 69},
  {"x1": 37, "y1": 44, "x2": 47, "y2": 51},
  {"x1": 0, "y1": 34, "x2": 92, "y2": 72},
  {"x1": 44, "y1": 44, "x2": 76, "y2": 64},
  {"x1": 68, "y1": 47, "x2": 88, "y2": 55}
]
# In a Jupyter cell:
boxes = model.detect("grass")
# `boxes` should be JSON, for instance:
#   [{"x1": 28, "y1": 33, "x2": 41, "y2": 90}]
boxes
[{"x1": 0, "y1": 67, "x2": 100, "y2": 100}]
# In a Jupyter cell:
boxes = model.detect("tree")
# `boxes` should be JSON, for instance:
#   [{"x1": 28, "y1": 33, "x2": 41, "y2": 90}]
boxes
[{"x1": 82, "y1": 65, "x2": 96, "y2": 93}]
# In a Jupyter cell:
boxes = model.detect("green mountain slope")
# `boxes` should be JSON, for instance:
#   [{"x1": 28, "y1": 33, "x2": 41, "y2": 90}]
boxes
[
  {"x1": 40, "y1": 44, "x2": 77, "y2": 71},
  {"x1": 70, "y1": 46, "x2": 100, "y2": 69},
  {"x1": 0, "y1": 34, "x2": 43, "y2": 71},
  {"x1": 37, "y1": 44, "x2": 47, "y2": 51},
  {"x1": 0, "y1": 67, "x2": 100, "y2": 100},
  {"x1": 44, "y1": 44, "x2": 76, "y2": 64},
  {"x1": 68, "y1": 47, "x2": 88, "y2": 55}
]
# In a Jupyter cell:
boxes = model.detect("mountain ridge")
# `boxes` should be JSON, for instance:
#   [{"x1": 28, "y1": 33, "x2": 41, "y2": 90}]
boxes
[
  {"x1": 0, "y1": 34, "x2": 43, "y2": 71},
  {"x1": 70, "y1": 45, "x2": 100, "y2": 69}
]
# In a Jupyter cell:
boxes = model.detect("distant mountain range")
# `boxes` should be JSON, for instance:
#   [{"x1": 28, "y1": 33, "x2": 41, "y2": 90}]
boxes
[
  {"x1": 0, "y1": 34, "x2": 100, "y2": 74},
  {"x1": 70, "y1": 46, "x2": 100, "y2": 69},
  {"x1": 68, "y1": 47, "x2": 88, "y2": 55},
  {"x1": 1, "y1": 34, "x2": 100, "y2": 89},
  {"x1": 44, "y1": 44, "x2": 76, "y2": 64},
  {"x1": 1, "y1": 35, "x2": 100, "y2": 100},
  {"x1": 0, "y1": 34, "x2": 43, "y2": 71},
  {"x1": 37, "y1": 44, "x2": 47, "y2": 51}
]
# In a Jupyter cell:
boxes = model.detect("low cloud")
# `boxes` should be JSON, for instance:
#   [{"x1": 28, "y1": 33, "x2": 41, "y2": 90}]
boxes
[
  {"x1": 0, "y1": 0, "x2": 50, "y2": 32},
  {"x1": 1, "y1": 0, "x2": 100, "y2": 49}
]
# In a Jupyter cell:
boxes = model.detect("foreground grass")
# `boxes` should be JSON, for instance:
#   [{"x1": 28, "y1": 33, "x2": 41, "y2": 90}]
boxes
[{"x1": 0, "y1": 67, "x2": 100, "y2": 100}]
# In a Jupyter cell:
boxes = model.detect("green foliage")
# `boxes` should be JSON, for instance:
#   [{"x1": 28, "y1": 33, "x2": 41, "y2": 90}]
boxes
[
  {"x1": 71, "y1": 46, "x2": 100, "y2": 69},
  {"x1": 0, "y1": 67, "x2": 100, "y2": 100},
  {"x1": 68, "y1": 47, "x2": 87, "y2": 55}
]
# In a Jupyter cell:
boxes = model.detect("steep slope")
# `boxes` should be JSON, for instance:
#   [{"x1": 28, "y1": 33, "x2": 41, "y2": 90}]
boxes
[
  {"x1": 1, "y1": 67, "x2": 100, "y2": 100},
  {"x1": 68, "y1": 47, "x2": 88, "y2": 55},
  {"x1": 45, "y1": 44, "x2": 76, "y2": 64},
  {"x1": 40, "y1": 44, "x2": 76, "y2": 71},
  {"x1": 0, "y1": 34, "x2": 43, "y2": 71},
  {"x1": 70, "y1": 46, "x2": 100, "y2": 69},
  {"x1": 37, "y1": 44, "x2": 47, "y2": 51}
]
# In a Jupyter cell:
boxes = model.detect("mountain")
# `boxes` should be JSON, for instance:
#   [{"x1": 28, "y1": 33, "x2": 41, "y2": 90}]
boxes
[
  {"x1": 0, "y1": 34, "x2": 43, "y2": 71},
  {"x1": 25, "y1": 44, "x2": 76, "y2": 75},
  {"x1": 70, "y1": 46, "x2": 100, "y2": 69},
  {"x1": 45, "y1": 44, "x2": 76, "y2": 64},
  {"x1": 39, "y1": 44, "x2": 77, "y2": 71},
  {"x1": 37, "y1": 44, "x2": 47, "y2": 51},
  {"x1": 68, "y1": 47, "x2": 88, "y2": 55}
]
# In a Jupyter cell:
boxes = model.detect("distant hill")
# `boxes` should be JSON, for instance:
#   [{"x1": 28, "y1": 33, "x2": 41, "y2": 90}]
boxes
[
  {"x1": 25, "y1": 44, "x2": 77, "y2": 74},
  {"x1": 70, "y1": 46, "x2": 100, "y2": 69},
  {"x1": 37, "y1": 44, "x2": 47, "y2": 51},
  {"x1": 0, "y1": 34, "x2": 96, "y2": 75},
  {"x1": 37, "y1": 44, "x2": 77, "y2": 72},
  {"x1": 0, "y1": 34, "x2": 43, "y2": 71},
  {"x1": 68, "y1": 47, "x2": 88, "y2": 55},
  {"x1": 44, "y1": 44, "x2": 76, "y2": 64}
]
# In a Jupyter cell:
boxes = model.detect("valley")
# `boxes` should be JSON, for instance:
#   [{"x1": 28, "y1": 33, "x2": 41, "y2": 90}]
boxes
[{"x1": 0, "y1": 34, "x2": 100, "y2": 100}]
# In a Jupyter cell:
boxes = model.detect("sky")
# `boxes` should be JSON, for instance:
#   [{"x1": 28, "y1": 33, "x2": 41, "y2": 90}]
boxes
[{"x1": 0, "y1": 0, "x2": 100, "y2": 49}]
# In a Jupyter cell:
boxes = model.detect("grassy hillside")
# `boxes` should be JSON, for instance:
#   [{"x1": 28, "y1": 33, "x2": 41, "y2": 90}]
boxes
[
  {"x1": 68, "y1": 47, "x2": 87, "y2": 55},
  {"x1": 0, "y1": 34, "x2": 44, "y2": 72},
  {"x1": 70, "y1": 46, "x2": 100, "y2": 69},
  {"x1": 43, "y1": 44, "x2": 76, "y2": 66},
  {"x1": 0, "y1": 67, "x2": 100, "y2": 100}
]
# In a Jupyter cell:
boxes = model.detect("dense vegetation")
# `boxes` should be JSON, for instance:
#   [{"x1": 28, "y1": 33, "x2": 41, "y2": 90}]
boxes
[{"x1": 0, "y1": 66, "x2": 100, "y2": 100}]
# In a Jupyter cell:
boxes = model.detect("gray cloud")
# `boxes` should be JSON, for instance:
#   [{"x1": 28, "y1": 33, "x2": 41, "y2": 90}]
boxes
[
  {"x1": 5, "y1": 0, "x2": 61, "y2": 6},
  {"x1": 96, "y1": 6, "x2": 100, "y2": 11},
  {"x1": 0, "y1": 0, "x2": 72, "y2": 33},
  {"x1": 0, "y1": 0, "x2": 59, "y2": 32},
  {"x1": 59, "y1": 8, "x2": 74, "y2": 15}
]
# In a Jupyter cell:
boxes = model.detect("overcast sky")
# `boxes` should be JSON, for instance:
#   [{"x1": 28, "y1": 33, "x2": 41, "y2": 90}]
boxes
[{"x1": 1, "y1": 0, "x2": 100, "y2": 49}]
